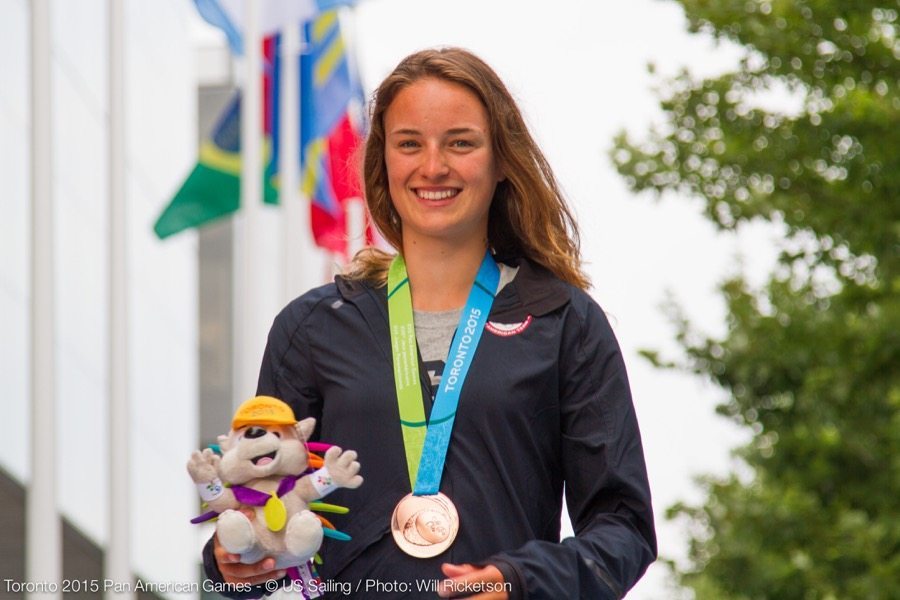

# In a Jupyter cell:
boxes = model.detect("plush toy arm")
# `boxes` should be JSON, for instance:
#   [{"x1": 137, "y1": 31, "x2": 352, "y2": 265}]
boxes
[
  {"x1": 322, "y1": 446, "x2": 363, "y2": 489},
  {"x1": 295, "y1": 446, "x2": 363, "y2": 502},
  {"x1": 187, "y1": 449, "x2": 240, "y2": 512},
  {"x1": 187, "y1": 448, "x2": 221, "y2": 483},
  {"x1": 205, "y1": 491, "x2": 240, "y2": 513}
]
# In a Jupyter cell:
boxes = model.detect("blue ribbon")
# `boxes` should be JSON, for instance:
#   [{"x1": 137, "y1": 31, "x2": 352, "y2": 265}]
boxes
[{"x1": 413, "y1": 252, "x2": 499, "y2": 496}]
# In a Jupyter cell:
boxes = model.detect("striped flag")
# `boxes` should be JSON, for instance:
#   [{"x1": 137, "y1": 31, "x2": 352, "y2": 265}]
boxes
[{"x1": 296, "y1": 10, "x2": 367, "y2": 256}]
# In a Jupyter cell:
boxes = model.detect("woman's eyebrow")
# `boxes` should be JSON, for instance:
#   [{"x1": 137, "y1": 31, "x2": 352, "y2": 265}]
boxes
[
  {"x1": 388, "y1": 127, "x2": 421, "y2": 136},
  {"x1": 388, "y1": 126, "x2": 485, "y2": 136},
  {"x1": 446, "y1": 127, "x2": 482, "y2": 134}
]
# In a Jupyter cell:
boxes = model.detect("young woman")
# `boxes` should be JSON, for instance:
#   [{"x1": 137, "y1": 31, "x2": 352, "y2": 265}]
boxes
[{"x1": 207, "y1": 47, "x2": 656, "y2": 599}]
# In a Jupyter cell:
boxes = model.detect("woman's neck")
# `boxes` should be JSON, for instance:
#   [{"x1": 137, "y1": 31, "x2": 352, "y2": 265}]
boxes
[{"x1": 402, "y1": 236, "x2": 488, "y2": 311}]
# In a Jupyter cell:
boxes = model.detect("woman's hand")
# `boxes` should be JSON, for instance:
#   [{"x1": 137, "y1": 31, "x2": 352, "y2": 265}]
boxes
[
  {"x1": 438, "y1": 563, "x2": 509, "y2": 599},
  {"x1": 213, "y1": 536, "x2": 286, "y2": 586}
]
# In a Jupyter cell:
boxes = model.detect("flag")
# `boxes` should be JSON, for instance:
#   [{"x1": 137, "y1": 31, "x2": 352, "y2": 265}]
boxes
[
  {"x1": 153, "y1": 37, "x2": 279, "y2": 239},
  {"x1": 308, "y1": 112, "x2": 366, "y2": 255},
  {"x1": 193, "y1": 0, "x2": 356, "y2": 55},
  {"x1": 154, "y1": 5, "x2": 366, "y2": 246},
  {"x1": 295, "y1": 10, "x2": 368, "y2": 256}
]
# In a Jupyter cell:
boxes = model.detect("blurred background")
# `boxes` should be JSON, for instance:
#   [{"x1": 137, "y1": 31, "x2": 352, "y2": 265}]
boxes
[{"x1": 1, "y1": 1, "x2": 896, "y2": 598}]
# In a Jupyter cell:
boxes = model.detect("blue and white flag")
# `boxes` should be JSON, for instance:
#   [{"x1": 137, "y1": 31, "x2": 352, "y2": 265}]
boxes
[{"x1": 193, "y1": 0, "x2": 356, "y2": 54}]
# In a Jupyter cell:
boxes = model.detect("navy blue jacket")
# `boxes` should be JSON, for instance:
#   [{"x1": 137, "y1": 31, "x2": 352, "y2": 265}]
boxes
[{"x1": 204, "y1": 257, "x2": 656, "y2": 599}]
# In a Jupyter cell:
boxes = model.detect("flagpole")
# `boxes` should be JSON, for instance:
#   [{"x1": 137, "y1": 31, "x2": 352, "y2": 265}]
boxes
[
  {"x1": 343, "y1": 7, "x2": 367, "y2": 264},
  {"x1": 28, "y1": 0, "x2": 62, "y2": 596},
  {"x1": 281, "y1": 18, "x2": 300, "y2": 302},
  {"x1": 281, "y1": 20, "x2": 320, "y2": 302},
  {"x1": 234, "y1": 0, "x2": 265, "y2": 406},
  {"x1": 106, "y1": 0, "x2": 133, "y2": 596},
  {"x1": 346, "y1": 197, "x2": 366, "y2": 259}
]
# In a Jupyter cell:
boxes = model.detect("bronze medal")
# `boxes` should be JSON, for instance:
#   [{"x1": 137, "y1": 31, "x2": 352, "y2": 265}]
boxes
[{"x1": 390, "y1": 492, "x2": 459, "y2": 558}]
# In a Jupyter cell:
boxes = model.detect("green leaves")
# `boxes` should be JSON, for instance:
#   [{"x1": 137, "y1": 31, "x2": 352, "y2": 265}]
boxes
[
  {"x1": 614, "y1": 1, "x2": 900, "y2": 597},
  {"x1": 613, "y1": 2, "x2": 899, "y2": 279}
]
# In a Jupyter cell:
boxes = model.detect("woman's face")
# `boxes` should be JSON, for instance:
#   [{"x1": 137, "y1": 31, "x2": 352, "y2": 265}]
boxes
[{"x1": 383, "y1": 78, "x2": 503, "y2": 249}]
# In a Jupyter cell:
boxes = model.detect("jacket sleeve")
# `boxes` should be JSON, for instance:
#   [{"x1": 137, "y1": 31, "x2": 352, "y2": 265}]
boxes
[
  {"x1": 489, "y1": 298, "x2": 657, "y2": 599},
  {"x1": 257, "y1": 297, "x2": 324, "y2": 431}
]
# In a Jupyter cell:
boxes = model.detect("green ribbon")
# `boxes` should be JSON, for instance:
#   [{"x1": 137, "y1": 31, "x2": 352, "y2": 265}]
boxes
[{"x1": 387, "y1": 254, "x2": 428, "y2": 489}]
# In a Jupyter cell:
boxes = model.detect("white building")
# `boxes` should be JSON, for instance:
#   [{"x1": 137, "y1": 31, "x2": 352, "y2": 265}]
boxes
[{"x1": 1, "y1": 0, "x2": 208, "y2": 594}]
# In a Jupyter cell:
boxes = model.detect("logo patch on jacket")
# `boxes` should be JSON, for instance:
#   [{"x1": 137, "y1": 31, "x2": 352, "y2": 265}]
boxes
[{"x1": 486, "y1": 315, "x2": 533, "y2": 337}]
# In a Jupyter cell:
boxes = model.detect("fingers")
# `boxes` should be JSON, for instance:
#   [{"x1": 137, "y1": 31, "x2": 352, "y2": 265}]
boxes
[
  {"x1": 441, "y1": 563, "x2": 477, "y2": 578},
  {"x1": 340, "y1": 456, "x2": 362, "y2": 479},
  {"x1": 187, "y1": 450, "x2": 219, "y2": 482},
  {"x1": 188, "y1": 450, "x2": 208, "y2": 468},
  {"x1": 336, "y1": 452, "x2": 360, "y2": 475},
  {"x1": 439, "y1": 563, "x2": 508, "y2": 600},
  {"x1": 213, "y1": 536, "x2": 284, "y2": 586},
  {"x1": 201, "y1": 448, "x2": 220, "y2": 465},
  {"x1": 321, "y1": 447, "x2": 363, "y2": 488}
]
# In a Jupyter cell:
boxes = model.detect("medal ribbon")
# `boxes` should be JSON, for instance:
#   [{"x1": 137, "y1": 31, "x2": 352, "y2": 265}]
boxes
[{"x1": 387, "y1": 252, "x2": 500, "y2": 494}]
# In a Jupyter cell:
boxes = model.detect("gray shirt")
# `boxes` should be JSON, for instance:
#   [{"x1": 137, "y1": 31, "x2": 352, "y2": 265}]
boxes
[{"x1": 414, "y1": 264, "x2": 518, "y2": 392}]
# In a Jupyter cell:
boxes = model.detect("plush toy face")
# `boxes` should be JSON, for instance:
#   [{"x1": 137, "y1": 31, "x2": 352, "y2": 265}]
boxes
[{"x1": 217, "y1": 421, "x2": 311, "y2": 485}]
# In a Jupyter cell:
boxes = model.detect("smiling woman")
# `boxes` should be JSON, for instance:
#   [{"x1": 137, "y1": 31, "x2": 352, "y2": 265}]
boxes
[
  {"x1": 204, "y1": 47, "x2": 656, "y2": 600},
  {"x1": 383, "y1": 78, "x2": 503, "y2": 255},
  {"x1": 354, "y1": 48, "x2": 590, "y2": 293}
]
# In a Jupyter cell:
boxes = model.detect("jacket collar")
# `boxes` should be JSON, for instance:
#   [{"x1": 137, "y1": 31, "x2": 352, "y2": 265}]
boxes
[
  {"x1": 334, "y1": 255, "x2": 571, "y2": 323},
  {"x1": 489, "y1": 255, "x2": 571, "y2": 322}
]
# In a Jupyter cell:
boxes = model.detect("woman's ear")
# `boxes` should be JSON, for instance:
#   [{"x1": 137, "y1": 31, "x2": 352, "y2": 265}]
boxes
[{"x1": 494, "y1": 158, "x2": 507, "y2": 183}]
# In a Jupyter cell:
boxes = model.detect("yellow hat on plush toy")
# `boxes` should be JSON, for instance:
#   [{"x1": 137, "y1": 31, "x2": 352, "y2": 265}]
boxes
[{"x1": 231, "y1": 396, "x2": 297, "y2": 429}]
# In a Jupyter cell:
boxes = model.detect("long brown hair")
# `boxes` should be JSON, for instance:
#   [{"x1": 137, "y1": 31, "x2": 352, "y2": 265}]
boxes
[{"x1": 346, "y1": 47, "x2": 589, "y2": 289}]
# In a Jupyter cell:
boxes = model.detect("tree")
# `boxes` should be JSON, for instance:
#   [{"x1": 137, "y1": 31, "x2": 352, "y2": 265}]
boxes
[{"x1": 612, "y1": 1, "x2": 899, "y2": 598}]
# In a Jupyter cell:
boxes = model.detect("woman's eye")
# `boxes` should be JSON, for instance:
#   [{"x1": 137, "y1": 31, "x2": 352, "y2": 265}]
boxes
[
  {"x1": 398, "y1": 140, "x2": 419, "y2": 149},
  {"x1": 451, "y1": 139, "x2": 474, "y2": 148}
]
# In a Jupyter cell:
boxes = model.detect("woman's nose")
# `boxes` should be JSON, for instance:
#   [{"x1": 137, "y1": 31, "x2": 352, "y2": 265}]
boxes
[{"x1": 420, "y1": 146, "x2": 450, "y2": 178}]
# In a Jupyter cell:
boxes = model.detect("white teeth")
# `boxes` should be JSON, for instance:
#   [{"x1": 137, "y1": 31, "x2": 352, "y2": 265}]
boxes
[{"x1": 417, "y1": 189, "x2": 457, "y2": 200}]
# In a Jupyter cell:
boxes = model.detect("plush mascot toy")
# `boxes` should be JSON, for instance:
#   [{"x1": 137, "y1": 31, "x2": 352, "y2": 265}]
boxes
[{"x1": 187, "y1": 396, "x2": 363, "y2": 571}]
